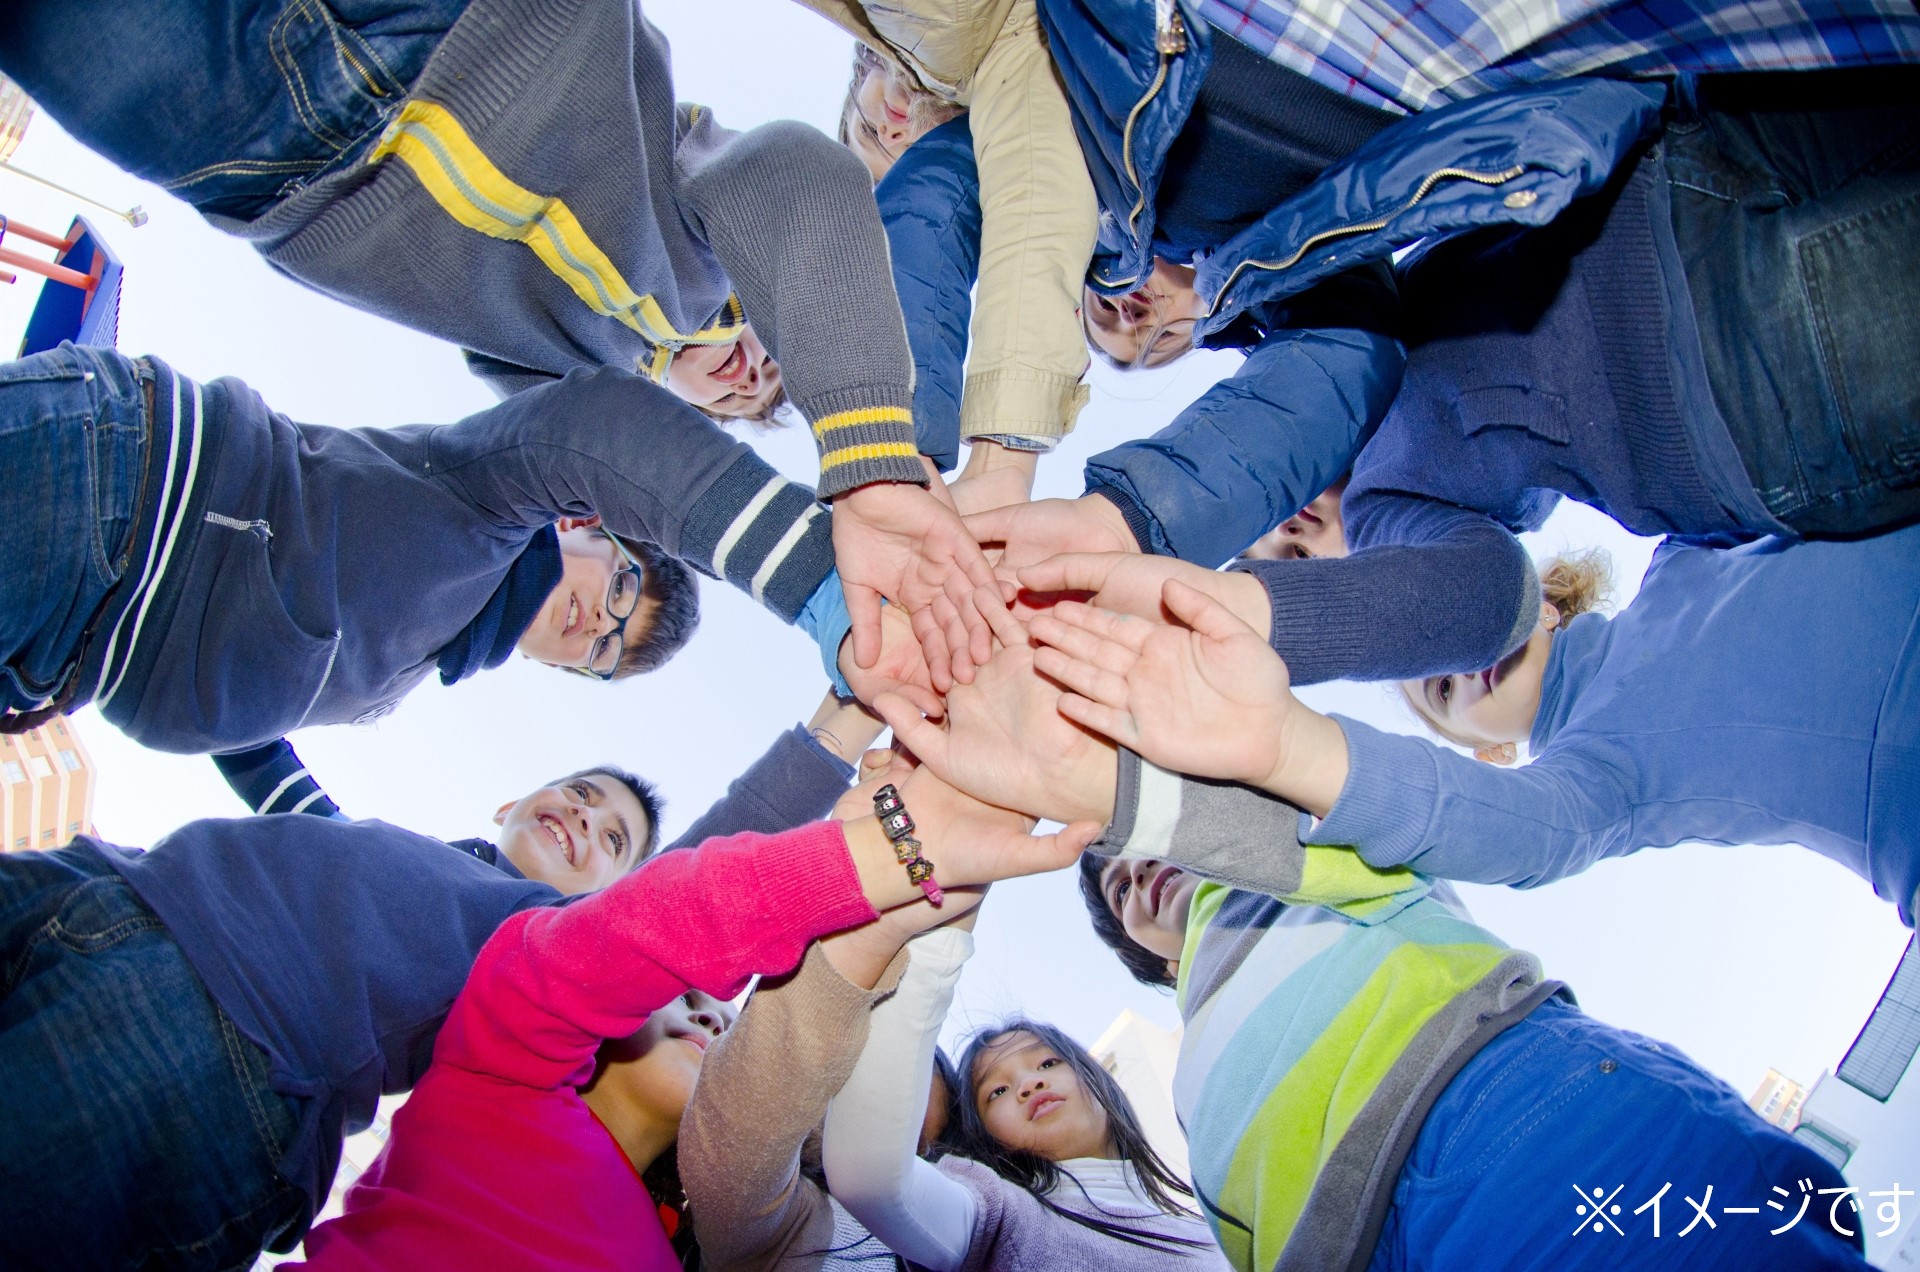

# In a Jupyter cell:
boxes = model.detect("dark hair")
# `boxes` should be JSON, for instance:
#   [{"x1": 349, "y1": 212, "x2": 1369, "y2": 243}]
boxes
[
  {"x1": 952, "y1": 1018, "x2": 1205, "y2": 1254},
  {"x1": 611, "y1": 538, "x2": 700, "y2": 679},
  {"x1": 561, "y1": 764, "x2": 664, "y2": 862},
  {"x1": 691, "y1": 378, "x2": 793, "y2": 431},
  {"x1": 1077, "y1": 854, "x2": 1179, "y2": 989},
  {"x1": 642, "y1": 1144, "x2": 701, "y2": 1269},
  {"x1": 928, "y1": 1045, "x2": 964, "y2": 1156}
]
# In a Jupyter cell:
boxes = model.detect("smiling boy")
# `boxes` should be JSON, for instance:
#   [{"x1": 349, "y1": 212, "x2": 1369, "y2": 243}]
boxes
[{"x1": 0, "y1": 343, "x2": 841, "y2": 756}]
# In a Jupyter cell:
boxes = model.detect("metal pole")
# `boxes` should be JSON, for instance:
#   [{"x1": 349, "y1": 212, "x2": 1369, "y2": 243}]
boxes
[{"x1": 0, "y1": 160, "x2": 145, "y2": 227}]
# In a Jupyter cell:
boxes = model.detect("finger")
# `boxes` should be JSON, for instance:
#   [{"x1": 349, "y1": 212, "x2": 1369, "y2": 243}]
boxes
[
  {"x1": 909, "y1": 603, "x2": 955, "y2": 694},
  {"x1": 845, "y1": 580, "x2": 884, "y2": 670},
  {"x1": 931, "y1": 591, "x2": 977, "y2": 686},
  {"x1": 995, "y1": 818, "x2": 1109, "y2": 879},
  {"x1": 1162, "y1": 578, "x2": 1254, "y2": 642},
  {"x1": 1014, "y1": 553, "x2": 1118, "y2": 598},
  {"x1": 872, "y1": 691, "x2": 954, "y2": 780},
  {"x1": 1045, "y1": 600, "x2": 1154, "y2": 653},
  {"x1": 1029, "y1": 614, "x2": 1142, "y2": 675},
  {"x1": 948, "y1": 527, "x2": 1001, "y2": 594},
  {"x1": 939, "y1": 562, "x2": 993, "y2": 674},
  {"x1": 961, "y1": 505, "x2": 1018, "y2": 548},
  {"x1": 976, "y1": 586, "x2": 1029, "y2": 649},
  {"x1": 1031, "y1": 646, "x2": 1134, "y2": 711},
  {"x1": 860, "y1": 747, "x2": 897, "y2": 775},
  {"x1": 1055, "y1": 692, "x2": 1139, "y2": 749},
  {"x1": 862, "y1": 674, "x2": 945, "y2": 719}
]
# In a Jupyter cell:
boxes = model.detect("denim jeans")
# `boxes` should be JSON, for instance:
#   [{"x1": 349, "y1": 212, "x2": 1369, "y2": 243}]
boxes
[
  {"x1": 0, "y1": 846, "x2": 305, "y2": 1270},
  {"x1": 0, "y1": 345, "x2": 152, "y2": 717},
  {"x1": 1366, "y1": 997, "x2": 1868, "y2": 1271},
  {"x1": 0, "y1": 0, "x2": 469, "y2": 222},
  {"x1": 1668, "y1": 68, "x2": 1920, "y2": 537}
]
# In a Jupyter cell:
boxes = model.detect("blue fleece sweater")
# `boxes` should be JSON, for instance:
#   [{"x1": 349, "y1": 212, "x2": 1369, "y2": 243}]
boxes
[
  {"x1": 82, "y1": 355, "x2": 832, "y2": 755},
  {"x1": 1313, "y1": 525, "x2": 1920, "y2": 926},
  {"x1": 93, "y1": 720, "x2": 855, "y2": 1244}
]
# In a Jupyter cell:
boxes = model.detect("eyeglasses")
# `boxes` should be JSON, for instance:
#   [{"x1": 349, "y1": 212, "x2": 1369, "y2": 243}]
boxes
[{"x1": 580, "y1": 533, "x2": 644, "y2": 681}]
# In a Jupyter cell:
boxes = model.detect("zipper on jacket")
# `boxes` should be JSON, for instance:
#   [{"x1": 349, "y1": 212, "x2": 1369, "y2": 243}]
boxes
[
  {"x1": 1205, "y1": 164, "x2": 1527, "y2": 316},
  {"x1": 204, "y1": 511, "x2": 273, "y2": 539},
  {"x1": 1091, "y1": 1, "x2": 1188, "y2": 292}
]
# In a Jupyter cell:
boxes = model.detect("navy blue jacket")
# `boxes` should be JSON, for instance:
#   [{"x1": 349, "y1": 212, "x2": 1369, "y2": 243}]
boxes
[
  {"x1": 92, "y1": 721, "x2": 853, "y2": 1243},
  {"x1": 85, "y1": 358, "x2": 833, "y2": 755}
]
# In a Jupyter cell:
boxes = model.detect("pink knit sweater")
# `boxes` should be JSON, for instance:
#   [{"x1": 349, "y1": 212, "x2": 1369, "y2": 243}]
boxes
[{"x1": 294, "y1": 820, "x2": 875, "y2": 1271}]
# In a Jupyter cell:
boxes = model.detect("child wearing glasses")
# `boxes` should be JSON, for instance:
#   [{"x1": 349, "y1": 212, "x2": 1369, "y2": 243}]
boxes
[{"x1": 0, "y1": 344, "x2": 840, "y2": 757}]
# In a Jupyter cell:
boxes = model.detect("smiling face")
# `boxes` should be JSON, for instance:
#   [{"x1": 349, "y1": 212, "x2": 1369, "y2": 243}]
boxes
[
  {"x1": 663, "y1": 326, "x2": 783, "y2": 420},
  {"x1": 972, "y1": 1030, "x2": 1113, "y2": 1162},
  {"x1": 1242, "y1": 480, "x2": 1350, "y2": 561},
  {"x1": 492, "y1": 772, "x2": 653, "y2": 895},
  {"x1": 516, "y1": 527, "x2": 653, "y2": 671},
  {"x1": 1404, "y1": 602, "x2": 1561, "y2": 758},
  {"x1": 1082, "y1": 259, "x2": 1206, "y2": 371},
  {"x1": 1098, "y1": 856, "x2": 1199, "y2": 978}
]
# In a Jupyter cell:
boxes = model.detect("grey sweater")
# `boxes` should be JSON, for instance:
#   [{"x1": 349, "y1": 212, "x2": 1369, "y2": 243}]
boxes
[{"x1": 231, "y1": 0, "x2": 922, "y2": 496}]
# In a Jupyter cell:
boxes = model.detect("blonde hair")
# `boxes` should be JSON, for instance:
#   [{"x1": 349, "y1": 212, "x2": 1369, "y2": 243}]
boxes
[{"x1": 1398, "y1": 547, "x2": 1615, "y2": 750}]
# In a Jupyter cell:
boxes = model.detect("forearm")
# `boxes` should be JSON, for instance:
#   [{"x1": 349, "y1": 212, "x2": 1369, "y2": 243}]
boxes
[
  {"x1": 682, "y1": 943, "x2": 908, "y2": 1269},
  {"x1": 822, "y1": 928, "x2": 979, "y2": 1271},
  {"x1": 427, "y1": 367, "x2": 834, "y2": 622},
  {"x1": 681, "y1": 120, "x2": 922, "y2": 495},
  {"x1": 805, "y1": 690, "x2": 887, "y2": 766},
  {"x1": 958, "y1": 0, "x2": 1097, "y2": 441}
]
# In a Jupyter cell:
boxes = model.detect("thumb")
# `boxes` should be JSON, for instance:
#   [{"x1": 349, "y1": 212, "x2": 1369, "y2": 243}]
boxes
[
  {"x1": 845, "y1": 580, "x2": 884, "y2": 670},
  {"x1": 1007, "y1": 819, "x2": 1108, "y2": 879},
  {"x1": 962, "y1": 505, "x2": 1018, "y2": 547},
  {"x1": 873, "y1": 692, "x2": 954, "y2": 779},
  {"x1": 1161, "y1": 578, "x2": 1251, "y2": 642},
  {"x1": 1016, "y1": 552, "x2": 1114, "y2": 598}
]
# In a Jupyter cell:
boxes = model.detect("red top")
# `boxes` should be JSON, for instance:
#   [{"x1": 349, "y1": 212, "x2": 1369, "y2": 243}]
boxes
[{"x1": 295, "y1": 819, "x2": 873, "y2": 1270}]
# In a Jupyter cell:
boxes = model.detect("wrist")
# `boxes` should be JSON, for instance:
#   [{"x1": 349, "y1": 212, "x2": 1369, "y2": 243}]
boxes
[
  {"x1": 1226, "y1": 570, "x2": 1275, "y2": 639},
  {"x1": 1079, "y1": 490, "x2": 1144, "y2": 554},
  {"x1": 844, "y1": 814, "x2": 921, "y2": 911},
  {"x1": 1260, "y1": 706, "x2": 1350, "y2": 817}
]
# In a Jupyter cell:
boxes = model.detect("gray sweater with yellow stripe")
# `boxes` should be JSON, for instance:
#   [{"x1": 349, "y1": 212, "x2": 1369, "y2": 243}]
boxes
[{"x1": 231, "y1": 0, "x2": 922, "y2": 497}]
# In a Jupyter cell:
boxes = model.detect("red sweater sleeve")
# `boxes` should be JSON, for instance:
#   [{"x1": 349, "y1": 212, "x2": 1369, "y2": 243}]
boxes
[{"x1": 433, "y1": 820, "x2": 875, "y2": 1091}]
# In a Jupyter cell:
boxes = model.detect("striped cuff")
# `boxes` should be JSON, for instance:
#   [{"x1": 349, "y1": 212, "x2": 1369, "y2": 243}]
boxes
[
  {"x1": 211, "y1": 740, "x2": 343, "y2": 818},
  {"x1": 805, "y1": 389, "x2": 926, "y2": 498},
  {"x1": 681, "y1": 451, "x2": 837, "y2": 623}
]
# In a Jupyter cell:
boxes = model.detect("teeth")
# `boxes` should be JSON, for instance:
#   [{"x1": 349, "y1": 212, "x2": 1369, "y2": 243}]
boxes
[{"x1": 567, "y1": 596, "x2": 579, "y2": 629}]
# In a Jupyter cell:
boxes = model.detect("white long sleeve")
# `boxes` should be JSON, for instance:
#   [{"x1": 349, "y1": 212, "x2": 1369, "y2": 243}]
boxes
[{"x1": 822, "y1": 927, "x2": 978, "y2": 1271}]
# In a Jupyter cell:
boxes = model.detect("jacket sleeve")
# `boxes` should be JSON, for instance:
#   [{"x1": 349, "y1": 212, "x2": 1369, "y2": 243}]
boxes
[
  {"x1": 210, "y1": 738, "x2": 343, "y2": 818},
  {"x1": 677, "y1": 117, "x2": 925, "y2": 496},
  {"x1": 430, "y1": 821, "x2": 876, "y2": 1092},
  {"x1": 1239, "y1": 486, "x2": 1542, "y2": 685},
  {"x1": 878, "y1": 118, "x2": 983, "y2": 473},
  {"x1": 681, "y1": 942, "x2": 909, "y2": 1272},
  {"x1": 822, "y1": 928, "x2": 980, "y2": 1271},
  {"x1": 956, "y1": 0, "x2": 1097, "y2": 444},
  {"x1": 1310, "y1": 715, "x2": 1637, "y2": 888},
  {"x1": 1085, "y1": 279, "x2": 1404, "y2": 566},
  {"x1": 1095, "y1": 749, "x2": 1425, "y2": 922},
  {"x1": 667, "y1": 725, "x2": 855, "y2": 851},
  {"x1": 422, "y1": 366, "x2": 835, "y2": 624}
]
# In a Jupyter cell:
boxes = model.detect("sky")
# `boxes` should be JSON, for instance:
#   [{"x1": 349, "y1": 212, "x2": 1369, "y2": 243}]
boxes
[{"x1": 1, "y1": 0, "x2": 1911, "y2": 1110}]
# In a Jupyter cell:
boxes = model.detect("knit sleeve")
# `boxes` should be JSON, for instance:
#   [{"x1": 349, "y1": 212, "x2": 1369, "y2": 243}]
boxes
[
  {"x1": 1095, "y1": 750, "x2": 1425, "y2": 923},
  {"x1": 822, "y1": 928, "x2": 979, "y2": 1271},
  {"x1": 678, "y1": 118, "x2": 925, "y2": 497},
  {"x1": 1311, "y1": 715, "x2": 1637, "y2": 887},
  {"x1": 681, "y1": 942, "x2": 909, "y2": 1271},
  {"x1": 210, "y1": 738, "x2": 342, "y2": 818},
  {"x1": 666, "y1": 725, "x2": 854, "y2": 851},
  {"x1": 1237, "y1": 487, "x2": 1542, "y2": 684},
  {"x1": 422, "y1": 365, "x2": 834, "y2": 624},
  {"x1": 430, "y1": 822, "x2": 876, "y2": 1092}
]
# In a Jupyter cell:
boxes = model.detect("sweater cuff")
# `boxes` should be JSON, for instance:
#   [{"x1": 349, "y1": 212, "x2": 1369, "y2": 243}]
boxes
[
  {"x1": 1308, "y1": 716, "x2": 1441, "y2": 869},
  {"x1": 806, "y1": 387, "x2": 927, "y2": 498},
  {"x1": 759, "y1": 820, "x2": 883, "y2": 939},
  {"x1": 1083, "y1": 482, "x2": 1156, "y2": 554},
  {"x1": 958, "y1": 370, "x2": 1089, "y2": 442},
  {"x1": 679, "y1": 451, "x2": 836, "y2": 623}
]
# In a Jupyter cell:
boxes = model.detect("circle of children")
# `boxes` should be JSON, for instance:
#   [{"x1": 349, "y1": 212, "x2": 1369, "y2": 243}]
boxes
[{"x1": 3, "y1": 1, "x2": 1918, "y2": 1269}]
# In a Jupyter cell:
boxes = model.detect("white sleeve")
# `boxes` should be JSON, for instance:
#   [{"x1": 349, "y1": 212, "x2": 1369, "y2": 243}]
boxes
[{"x1": 822, "y1": 927, "x2": 979, "y2": 1271}]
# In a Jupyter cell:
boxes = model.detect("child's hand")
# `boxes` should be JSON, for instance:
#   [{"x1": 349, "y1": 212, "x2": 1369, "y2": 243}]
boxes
[
  {"x1": 834, "y1": 476, "x2": 999, "y2": 691},
  {"x1": 895, "y1": 764, "x2": 1103, "y2": 890},
  {"x1": 965, "y1": 495, "x2": 1138, "y2": 584},
  {"x1": 839, "y1": 601, "x2": 943, "y2": 718},
  {"x1": 1028, "y1": 580, "x2": 1294, "y2": 788},
  {"x1": 1016, "y1": 551, "x2": 1271, "y2": 633}
]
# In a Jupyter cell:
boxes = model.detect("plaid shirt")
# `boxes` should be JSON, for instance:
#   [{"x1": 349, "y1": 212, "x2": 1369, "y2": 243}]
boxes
[{"x1": 1197, "y1": 0, "x2": 1920, "y2": 112}]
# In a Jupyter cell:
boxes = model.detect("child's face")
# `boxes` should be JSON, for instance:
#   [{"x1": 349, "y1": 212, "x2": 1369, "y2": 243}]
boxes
[
  {"x1": 664, "y1": 326, "x2": 782, "y2": 420},
  {"x1": 1241, "y1": 481, "x2": 1350, "y2": 561},
  {"x1": 1403, "y1": 603, "x2": 1560, "y2": 759},
  {"x1": 516, "y1": 527, "x2": 650, "y2": 673},
  {"x1": 846, "y1": 63, "x2": 931, "y2": 181},
  {"x1": 492, "y1": 772, "x2": 654, "y2": 894},
  {"x1": 596, "y1": 990, "x2": 737, "y2": 1121},
  {"x1": 1082, "y1": 259, "x2": 1204, "y2": 370},
  {"x1": 1098, "y1": 856, "x2": 1197, "y2": 973},
  {"x1": 972, "y1": 1030, "x2": 1112, "y2": 1162}
]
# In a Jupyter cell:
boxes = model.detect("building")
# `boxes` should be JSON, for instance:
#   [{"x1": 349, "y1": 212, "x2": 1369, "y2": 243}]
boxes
[
  {"x1": 0, "y1": 716, "x2": 96, "y2": 853},
  {"x1": 1092, "y1": 1009, "x2": 1190, "y2": 1183},
  {"x1": 1782, "y1": 935, "x2": 1920, "y2": 1269},
  {"x1": 1747, "y1": 1068, "x2": 1810, "y2": 1129}
]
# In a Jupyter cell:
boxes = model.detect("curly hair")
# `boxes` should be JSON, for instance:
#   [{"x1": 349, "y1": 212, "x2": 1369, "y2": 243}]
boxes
[{"x1": 1539, "y1": 547, "x2": 1615, "y2": 622}]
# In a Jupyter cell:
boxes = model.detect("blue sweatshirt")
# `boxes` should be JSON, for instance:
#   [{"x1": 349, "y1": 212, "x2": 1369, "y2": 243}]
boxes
[
  {"x1": 81, "y1": 355, "x2": 832, "y2": 755},
  {"x1": 88, "y1": 722, "x2": 854, "y2": 1242},
  {"x1": 1313, "y1": 525, "x2": 1920, "y2": 926}
]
